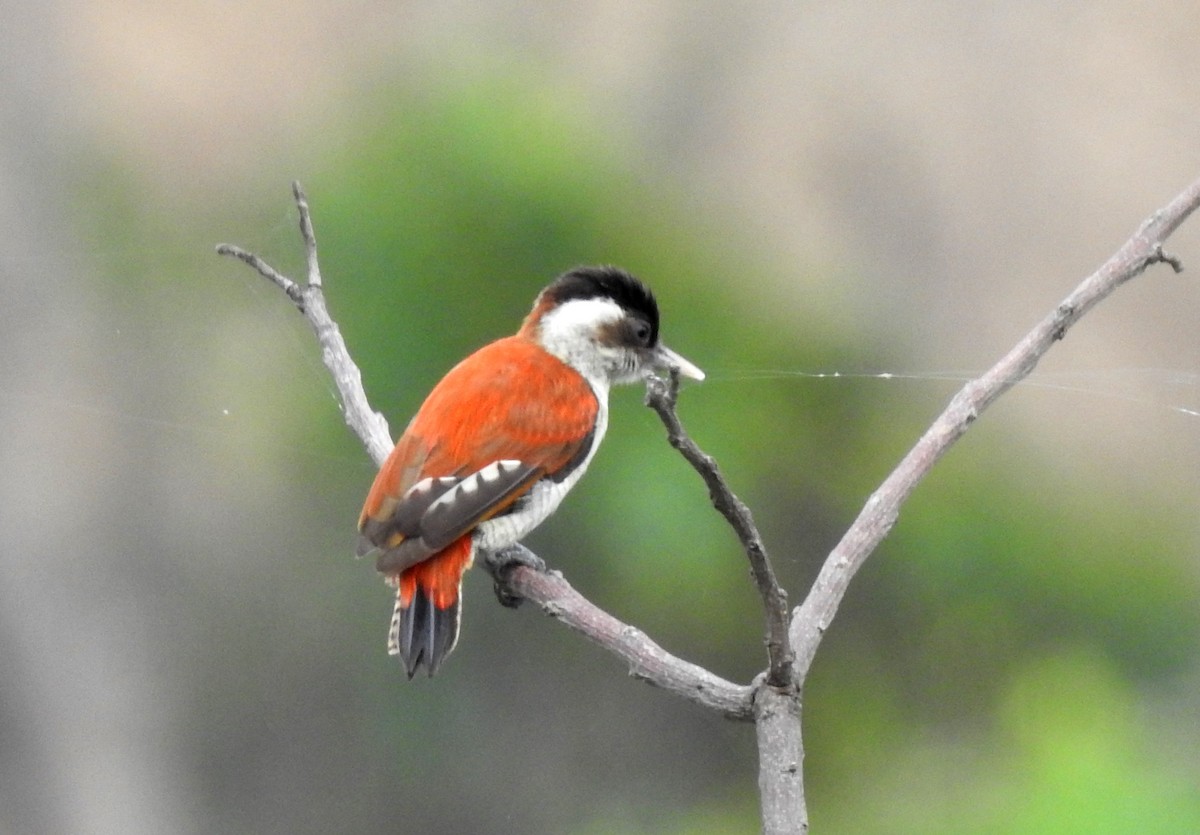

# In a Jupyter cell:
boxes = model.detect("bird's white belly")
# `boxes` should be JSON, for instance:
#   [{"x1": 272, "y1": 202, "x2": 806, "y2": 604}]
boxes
[{"x1": 473, "y1": 396, "x2": 608, "y2": 552}]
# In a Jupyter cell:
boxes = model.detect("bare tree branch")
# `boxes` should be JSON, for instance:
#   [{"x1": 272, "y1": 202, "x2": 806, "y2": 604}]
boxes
[
  {"x1": 497, "y1": 546, "x2": 753, "y2": 719},
  {"x1": 644, "y1": 373, "x2": 794, "y2": 688},
  {"x1": 790, "y1": 175, "x2": 1200, "y2": 681}
]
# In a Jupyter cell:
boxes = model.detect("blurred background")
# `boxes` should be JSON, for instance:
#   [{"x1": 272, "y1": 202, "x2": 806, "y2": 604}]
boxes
[{"x1": 3, "y1": 2, "x2": 1200, "y2": 833}]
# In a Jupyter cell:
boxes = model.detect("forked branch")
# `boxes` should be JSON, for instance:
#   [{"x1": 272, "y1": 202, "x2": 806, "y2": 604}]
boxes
[{"x1": 789, "y1": 176, "x2": 1200, "y2": 682}]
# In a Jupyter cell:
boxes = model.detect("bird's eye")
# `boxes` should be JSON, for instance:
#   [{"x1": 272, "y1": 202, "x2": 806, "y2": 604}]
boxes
[{"x1": 630, "y1": 319, "x2": 652, "y2": 346}]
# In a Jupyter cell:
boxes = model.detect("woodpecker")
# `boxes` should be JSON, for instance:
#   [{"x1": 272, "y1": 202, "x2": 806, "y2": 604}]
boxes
[{"x1": 356, "y1": 265, "x2": 704, "y2": 677}]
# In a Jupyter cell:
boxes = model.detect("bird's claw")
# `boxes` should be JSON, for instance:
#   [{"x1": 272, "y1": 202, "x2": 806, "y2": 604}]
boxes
[{"x1": 483, "y1": 544, "x2": 547, "y2": 609}]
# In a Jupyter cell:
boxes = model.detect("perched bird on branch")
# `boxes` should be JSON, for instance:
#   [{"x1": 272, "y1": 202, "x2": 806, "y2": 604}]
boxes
[{"x1": 356, "y1": 266, "x2": 703, "y2": 677}]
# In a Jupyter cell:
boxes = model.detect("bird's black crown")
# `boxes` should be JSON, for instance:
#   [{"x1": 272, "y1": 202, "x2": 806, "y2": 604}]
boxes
[{"x1": 544, "y1": 266, "x2": 660, "y2": 344}]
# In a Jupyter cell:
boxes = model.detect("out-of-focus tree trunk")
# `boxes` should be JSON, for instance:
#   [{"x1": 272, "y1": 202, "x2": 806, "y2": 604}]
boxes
[{"x1": 0, "y1": 7, "x2": 191, "y2": 832}]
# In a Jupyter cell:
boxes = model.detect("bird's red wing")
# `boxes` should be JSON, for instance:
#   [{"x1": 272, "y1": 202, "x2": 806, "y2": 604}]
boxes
[{"x1": 357, "y1": 336, "x2": 598, "y2": 568}]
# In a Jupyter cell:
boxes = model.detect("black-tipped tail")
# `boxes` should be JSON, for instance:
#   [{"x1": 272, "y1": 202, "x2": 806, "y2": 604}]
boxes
[{"x1": 388, "y1": 587, "x2": 461, "y2": 678}]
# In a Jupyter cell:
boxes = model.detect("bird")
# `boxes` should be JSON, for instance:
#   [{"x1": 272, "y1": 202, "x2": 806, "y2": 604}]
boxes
[{"x1": 356, "y1": 265, "x2": 704, "y2": 677}]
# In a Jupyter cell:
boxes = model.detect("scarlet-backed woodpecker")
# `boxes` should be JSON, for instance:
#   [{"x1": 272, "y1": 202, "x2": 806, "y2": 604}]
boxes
[{"x1": 356, "y1": 266, "x2": 704, "y2": 677}]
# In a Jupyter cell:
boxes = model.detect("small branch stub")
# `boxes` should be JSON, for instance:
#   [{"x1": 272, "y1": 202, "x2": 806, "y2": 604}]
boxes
[{"x1": 1149, "y1": 243, "x2": 1184, "y2": 274}]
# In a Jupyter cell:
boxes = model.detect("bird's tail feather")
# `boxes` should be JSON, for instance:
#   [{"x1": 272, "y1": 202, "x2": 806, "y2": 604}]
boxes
[
  {"x1": 388, "y1": 586, "x2": 461, "y2": 678},
  {"x1": 387, "y1": 538, "x2": 470, "y2": 677}
]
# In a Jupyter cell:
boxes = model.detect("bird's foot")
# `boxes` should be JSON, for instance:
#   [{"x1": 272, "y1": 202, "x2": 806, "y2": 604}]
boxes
[{"x1": 482, "y1": 544, "x2": 547, "y2": 609}]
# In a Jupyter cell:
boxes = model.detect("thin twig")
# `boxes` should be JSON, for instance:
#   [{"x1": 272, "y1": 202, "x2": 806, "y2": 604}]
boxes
[
  {"x1": 214, "y1": 243, "x2": 303, "y2": 304},
  {"x1": 294, "y1": 181, "x2": 324, "y2": 289},
  {"x1": 645, "y1": 373, "x2": 794, "y2": 688},
  {"x1": 217, "y1": 185, "x2": 393, "y2": 466},
  {"x1": 790, "y1": 175, "x2": 1200, "y2": 681}
]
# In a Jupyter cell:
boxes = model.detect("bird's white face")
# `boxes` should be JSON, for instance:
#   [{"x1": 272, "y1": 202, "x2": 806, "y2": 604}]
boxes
[
  {"x1": 536, "y1": 296, "x2": 646, "y2": 386},
  {"x1": 537, "y1": 294, "x2": 705, "y2": 388}
]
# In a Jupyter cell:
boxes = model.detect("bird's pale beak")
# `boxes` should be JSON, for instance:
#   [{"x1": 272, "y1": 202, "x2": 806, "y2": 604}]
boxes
[{"x1": 654, "y1": 344, "x2": 705, "y2": 382}]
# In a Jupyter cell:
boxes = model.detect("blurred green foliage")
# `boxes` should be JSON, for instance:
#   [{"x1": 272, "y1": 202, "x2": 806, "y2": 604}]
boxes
[{"x1": 88, "y1": 69, "x2": 1200, "y2": 833}]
